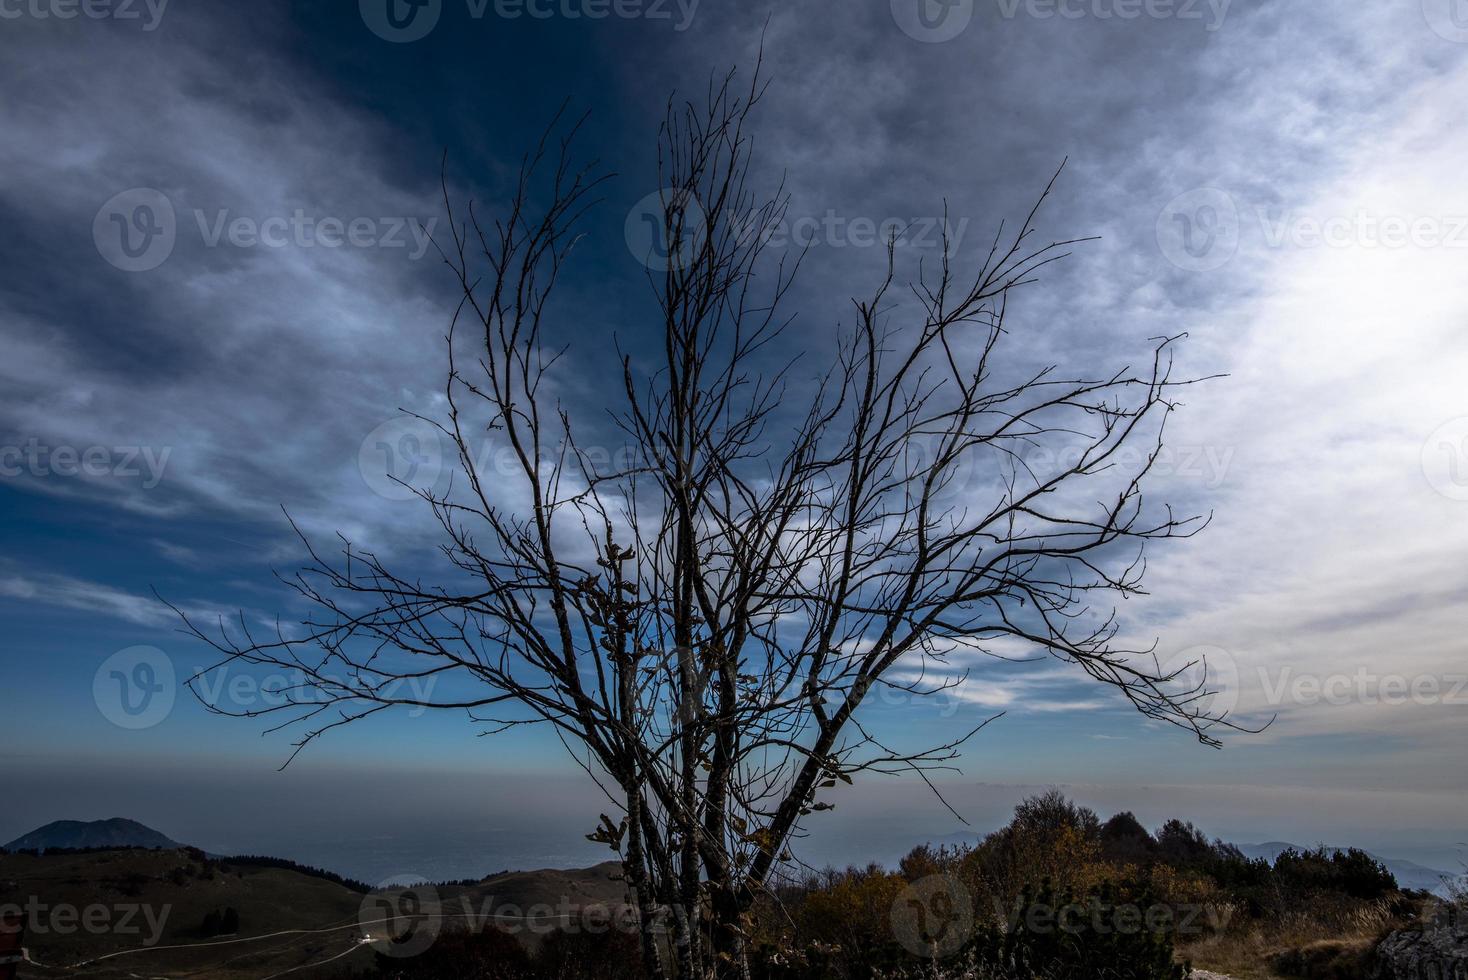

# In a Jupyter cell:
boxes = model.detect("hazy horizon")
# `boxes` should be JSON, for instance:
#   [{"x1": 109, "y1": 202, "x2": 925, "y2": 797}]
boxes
[{"x1": 4, "y1": 761, "x2": 1463, "y2": 885}]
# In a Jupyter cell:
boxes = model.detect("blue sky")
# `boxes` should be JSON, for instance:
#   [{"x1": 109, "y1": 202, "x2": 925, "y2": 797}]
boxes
[{"x1": 2, "y1": 1, "x2": 1467, "y2": 881}]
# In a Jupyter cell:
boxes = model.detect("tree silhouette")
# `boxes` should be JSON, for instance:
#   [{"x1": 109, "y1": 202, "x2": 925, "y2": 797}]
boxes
[{"x1": 175, "y1": 62, "x2": 1236, "y2": 980}]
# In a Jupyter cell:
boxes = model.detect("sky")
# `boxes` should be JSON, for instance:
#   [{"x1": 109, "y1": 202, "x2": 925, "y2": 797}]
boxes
[{"x1": 1, "y1": 0, "x2": 1466, "y2": 883}]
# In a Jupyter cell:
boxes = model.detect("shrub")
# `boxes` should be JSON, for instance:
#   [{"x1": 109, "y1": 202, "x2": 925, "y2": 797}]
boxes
[
  {"x1": 1328, "y1": 849, "x2": 1397, "y2": 900},
  {"x1": 363, "y1": 927, "x2": 534, "y2": 979},
  {"x1": 791, "y1": 864, "x2": 910, "y2": 954},
  {"x1": 967, "y1": 880, "x2": 1189, "y2": 980},
  {"x1": 1273, "y1": 848, "x2": 1396, "y2": 901},
  {"x1": 1012, "y1": 790, "x2": 1100, "y2": 841},
  {"x1": 116, "y1": 871, "x2": 148, "y2": 897},
  {"x1": 1100, "y1": 812, "x2": 1156, "y2": 865},
  {"x1": 1154, "y1": 820, "x2": 1214, "y2": 869},
  {"x1": 898, "y1": 844, "x2": 965, "y2": 884},
  {"x1": 964, "y1": 820, "x2": 1103, "y2": 907},
  {"x1": 1199, "y1": 845, "x2": 1272, "y2": 894},
  {"x1": 534, "y1": 926, "x2": 643, "y2": 980}
]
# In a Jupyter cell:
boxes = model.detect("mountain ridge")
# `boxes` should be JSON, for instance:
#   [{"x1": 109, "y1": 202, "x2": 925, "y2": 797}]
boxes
[{"x1": 3, "y1": 817, "x2": 183, "y2": 852}]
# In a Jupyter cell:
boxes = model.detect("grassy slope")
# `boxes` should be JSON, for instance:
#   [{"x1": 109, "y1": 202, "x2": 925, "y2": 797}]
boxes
[
  {"x1": 3, "y1": 847, "x2": 369, "y2": 978},
  {"x1": 2, "y1": 850, "x2": 632, "y2": 978}
]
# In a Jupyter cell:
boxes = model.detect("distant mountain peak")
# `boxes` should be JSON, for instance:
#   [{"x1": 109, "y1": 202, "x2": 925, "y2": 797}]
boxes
[{"x1": 3, "y1": 818, "x2": 183, "y2": 853}]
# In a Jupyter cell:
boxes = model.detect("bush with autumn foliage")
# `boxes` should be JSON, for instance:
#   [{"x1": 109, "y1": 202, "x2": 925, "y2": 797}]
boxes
[{"x1": 746, "y1": 791, "x2": 1417, "y2": 980}]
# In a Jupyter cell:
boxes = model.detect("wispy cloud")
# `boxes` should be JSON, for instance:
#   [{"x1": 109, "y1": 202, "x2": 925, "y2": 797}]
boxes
[
  {"x1": 0, "y1": 568, "x2": 207, "y2": 627},
  {"x1": 0, "y1": 12, "x2": 458, "y2": 556}
]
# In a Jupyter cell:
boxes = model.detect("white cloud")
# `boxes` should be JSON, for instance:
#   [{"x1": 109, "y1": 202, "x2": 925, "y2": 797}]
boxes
[
  {"x1": 0, "y1": 567, "x2": 216, "y2": 627},
  {"x1": 1115, "y1": 50, "x2": 1468, "y2": 760}
]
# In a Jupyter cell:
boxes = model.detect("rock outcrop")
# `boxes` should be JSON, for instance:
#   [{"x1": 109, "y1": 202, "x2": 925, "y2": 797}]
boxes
[{"x1": 1374, "y1": 919, "x2": 1468, "y2": 980}]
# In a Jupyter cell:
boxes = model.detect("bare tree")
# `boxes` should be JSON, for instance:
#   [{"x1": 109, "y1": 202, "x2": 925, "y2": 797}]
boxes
[{"x1": 174, "y1": 64, "x2": 1232, "y2": 980}]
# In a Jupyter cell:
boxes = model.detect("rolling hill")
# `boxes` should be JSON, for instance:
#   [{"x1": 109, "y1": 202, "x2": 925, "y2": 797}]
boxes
[{"x1": 0, "y1": 838, "x2": 631, "y2": 979}]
